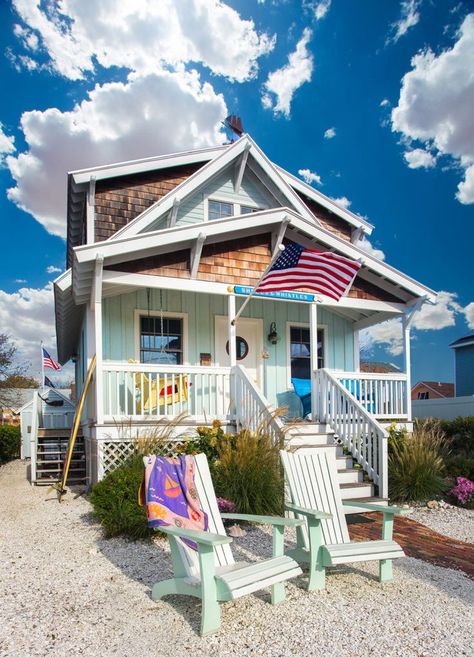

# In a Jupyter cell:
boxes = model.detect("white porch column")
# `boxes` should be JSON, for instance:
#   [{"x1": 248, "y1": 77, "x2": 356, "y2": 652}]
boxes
[
  {"x1": 353, "y1": 328, "x2": 360, "y2": 372},
  {"x1": 310, "y1": 302, "x2": 318, "y2": 421},
  {"x1": 402, "y1": 314, "x2": 412, "y2": 422},
  {"x1": 228, "y1": 293, "x2": 237, "y2": 417},
  {"x1": 90, "y1": 255, "x2": 104, "y2": 425}
]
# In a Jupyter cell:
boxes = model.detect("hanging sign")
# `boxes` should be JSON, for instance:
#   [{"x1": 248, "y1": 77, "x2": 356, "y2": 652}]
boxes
[{"x1": 233, "y1": 285, "x2": 315, "y2": 302}]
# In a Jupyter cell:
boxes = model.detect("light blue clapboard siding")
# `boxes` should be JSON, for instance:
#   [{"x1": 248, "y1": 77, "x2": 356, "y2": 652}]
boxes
[
  {"x1": 102, "y1": 290, "x2": 355, "y2": 413},
  {"x1": 146, "y1": 165, "x2": 277, "y2": 231}
]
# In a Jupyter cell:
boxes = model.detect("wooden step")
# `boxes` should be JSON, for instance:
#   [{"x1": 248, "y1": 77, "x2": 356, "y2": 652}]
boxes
[
  {"x1": 37, "y1": 429, "x2": 79, "y2": 438},
  {"x1": 340, "y1": 481, "x2": 373, "y2": 500},
  {"x1": 337, "y1": 468, "x2": 363, "y2": 484},
  {"x1": 343, "y1": 497, "x2": 389, "y2": 514},
  {"x1": 287, "y1": 434, "x2": 335, "y2": 447},
  {"x1": 286, "y1": 423, "x2": 334, "y2": 435},
  {"x1": 337, "y1": 455, "x2": 354, "y2": 469}
]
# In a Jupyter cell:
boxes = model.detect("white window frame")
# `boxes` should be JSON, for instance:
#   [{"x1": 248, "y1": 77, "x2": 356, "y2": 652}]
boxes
[
  {"x1": 134, "y1": 309, "x2": 189, "y2": 365},
  {"x1": 204, "y1": 194, "x2": 263, "y2": 222},
  {"x1": 286, "y1": 321, "x2": 328, "y2": 388}
]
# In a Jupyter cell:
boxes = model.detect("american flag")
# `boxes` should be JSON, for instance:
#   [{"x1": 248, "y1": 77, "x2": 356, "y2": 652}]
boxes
[
  {"x1": 42, "y1": 347, "x2": 61, "y2": 371},
  {"x1": 256, "y1": 241, "x2": 361, "y2": 301}
]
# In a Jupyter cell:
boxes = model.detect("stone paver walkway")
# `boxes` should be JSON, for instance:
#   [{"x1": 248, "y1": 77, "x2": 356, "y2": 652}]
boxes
[{"x1": 349, "y1": 512, "x2": 474, "y2": 578}]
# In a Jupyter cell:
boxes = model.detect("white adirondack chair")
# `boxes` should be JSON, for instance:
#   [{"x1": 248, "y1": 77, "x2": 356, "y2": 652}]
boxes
[
  {"x1": 280, "y1": 448, "x2": 408, "y2": 590},
  {"x1": 149, "y1": 453, "x2": 303, "y2": 635}
]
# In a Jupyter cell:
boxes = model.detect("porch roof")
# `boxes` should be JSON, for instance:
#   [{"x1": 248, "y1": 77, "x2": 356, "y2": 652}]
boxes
[{"x1": 55, "y1": 207, "x2": 436, "y2": 363}]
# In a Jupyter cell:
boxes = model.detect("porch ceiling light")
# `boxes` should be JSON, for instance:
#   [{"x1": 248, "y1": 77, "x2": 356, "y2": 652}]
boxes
[{"x1": 267, "y1": 322, "x2": 279, "y2": 345}]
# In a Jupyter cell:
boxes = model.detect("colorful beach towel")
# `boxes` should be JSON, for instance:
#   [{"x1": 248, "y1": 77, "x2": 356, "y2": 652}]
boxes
[{"x1": 141, "y1": 454, "x2": 208, "y2": 550}]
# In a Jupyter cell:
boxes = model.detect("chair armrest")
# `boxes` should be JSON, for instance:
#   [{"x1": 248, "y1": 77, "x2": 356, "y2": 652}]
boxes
[
  {"x1": 220, "y1": 513, "x2": 304, "y2": 528},
  {"x1": 285, "y1": 503, "x2": 332, "y2": 520},
  {"x1": 342, "y1": 501, "x2": 411, "y2": 515},
  {"x1": 158, "y1": 524, "x2": 233, "y2": 546}
]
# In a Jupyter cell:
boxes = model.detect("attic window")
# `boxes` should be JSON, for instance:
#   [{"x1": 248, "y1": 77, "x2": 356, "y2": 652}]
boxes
[
  {"x1": 208, "y1": 200, "x2": 232, "y2": 221},
  {"x1": 207, "y1": 199, "x2": 260, "y2": 221}
]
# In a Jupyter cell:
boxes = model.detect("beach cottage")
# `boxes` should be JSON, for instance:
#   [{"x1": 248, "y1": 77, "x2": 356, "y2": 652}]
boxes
[{"x1": 53, "y1": 134, "x2": 436, "y2": 500}]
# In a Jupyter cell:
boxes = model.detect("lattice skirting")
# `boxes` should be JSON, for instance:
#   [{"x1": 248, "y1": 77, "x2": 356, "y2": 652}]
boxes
[{"x1": 98, "y1": 438, "x2": 190, "y2": 478}]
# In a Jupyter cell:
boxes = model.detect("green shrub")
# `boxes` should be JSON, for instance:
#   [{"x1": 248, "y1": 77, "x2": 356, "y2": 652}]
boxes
[
  {"x1": 389, "y1": 420, "x2": 448, "y2": 503},
  {"x1": 214, "y1": 428, "x2": 283, "y2": 516},
  {"x1": 0, "y1": 425, "x2": 21, "y2": 464},
  {"x1": 438, "y1": 417, "x2": 474, "y2": 456},
  {"x1": 89, "y1": 454, "x2": 151, "y2": 540},
  {"x1": 177, "y1": 419, "x2": 233, "y2": 473},
  {"x1": 387, "y1": 422, "x2": 409, "y2": 453},
  {"x1": 445, "y1": 455, "x2": 474, "y2": 481}
]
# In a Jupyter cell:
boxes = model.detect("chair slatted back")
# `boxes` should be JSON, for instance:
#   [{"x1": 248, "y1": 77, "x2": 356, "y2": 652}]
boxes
[
  {"x1": 280, "y1": 448, "x2": 350, "y2": 549},
  {"x1": 171, "y1": 454, "x2": 235, "y2": 578}
]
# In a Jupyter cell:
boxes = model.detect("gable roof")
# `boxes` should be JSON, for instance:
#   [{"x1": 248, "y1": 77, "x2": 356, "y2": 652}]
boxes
[
  {"x1": 450, "y1": 333, "x2": 474, "y2": 349},
  {"x1": 67, "y1": 136, "x2": 373, "y2": 248},
  {"x1": 412, "y1": 381, "x2": 455, "y2": 398}
]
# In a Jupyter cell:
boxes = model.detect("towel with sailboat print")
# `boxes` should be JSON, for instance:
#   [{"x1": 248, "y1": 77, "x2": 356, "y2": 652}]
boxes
[{"x1": 142, "y1": 454, "x2": 208, "y2": 550}]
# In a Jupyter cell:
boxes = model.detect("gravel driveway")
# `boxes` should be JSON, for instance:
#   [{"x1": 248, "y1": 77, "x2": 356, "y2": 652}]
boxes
[{"x1": 1, "y1": 460, "x2": 473, "y2": 657}]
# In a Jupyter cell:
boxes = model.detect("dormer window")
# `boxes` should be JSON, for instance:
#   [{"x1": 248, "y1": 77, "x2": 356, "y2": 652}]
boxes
[{"x1": 207, "y1": 198, "x2": 260, "y2": 220}]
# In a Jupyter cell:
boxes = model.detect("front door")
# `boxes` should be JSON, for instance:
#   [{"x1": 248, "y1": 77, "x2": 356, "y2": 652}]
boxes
[{"x1": 215, "y1": 316, "x2": 263, "y2": 386}]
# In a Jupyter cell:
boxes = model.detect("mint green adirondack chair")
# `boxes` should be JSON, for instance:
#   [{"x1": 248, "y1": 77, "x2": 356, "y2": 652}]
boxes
[
  {"x1": 149, "y1": 453, "x2": 303, "y2": 636},
  {"x1": 280, "y1": 448, "x2": 409, "y2": 590}
]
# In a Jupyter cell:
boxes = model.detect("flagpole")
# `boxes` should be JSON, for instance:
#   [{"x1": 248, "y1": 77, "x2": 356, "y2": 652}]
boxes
[
  {"x1": 40, "y1": 341, "x2": 44, "y2": 391},
  {"x1": 231, "y1": 243, "x2": 285, "y2": 326}
]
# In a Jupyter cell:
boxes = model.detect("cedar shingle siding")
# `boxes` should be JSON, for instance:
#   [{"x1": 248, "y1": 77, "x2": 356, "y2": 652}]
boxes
[
  {"x1": 106, "y1": 233, "x2": 401, "y2": 302},
  {"x1": 94, "y1": 163, "x2": 202, "y2": 241},
  {"x1": 296, "y1": 194, "x2": 353, "y2": 241}
]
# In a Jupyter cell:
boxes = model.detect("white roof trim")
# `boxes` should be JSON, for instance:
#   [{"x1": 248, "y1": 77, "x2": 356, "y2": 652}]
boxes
[
  {"x1": 72, "y1": 207, "x2": 436, "y2": 303},
  {"x1": 70, "y1": 144, "x2": 225, "y2": 184},
  {"x1": 276, "y1": 165, "x2": 374, "y2": 235},
  {"x1": 108, "y1": 135, "x2": 321, "y2": 241}
]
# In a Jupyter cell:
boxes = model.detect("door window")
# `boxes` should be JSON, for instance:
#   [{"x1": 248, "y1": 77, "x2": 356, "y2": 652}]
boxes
[{"x1": 289, "y1": 326, "x2": 324, "y2": 379}]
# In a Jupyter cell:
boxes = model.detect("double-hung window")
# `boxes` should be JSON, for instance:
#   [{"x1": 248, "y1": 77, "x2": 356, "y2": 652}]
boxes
[
  {"x1": 208, "y1": 199, "x2": 260, "y2": 220},
  {"x1": 139, "y1": 316, "x2": 183, "y2": 365},
  {"x1": 289, "y1": 326, "x2": 325, "y2": 379}
]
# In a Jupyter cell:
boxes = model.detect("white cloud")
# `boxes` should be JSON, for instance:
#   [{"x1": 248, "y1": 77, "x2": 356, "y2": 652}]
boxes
[
  {"x1": 463, "y1": 302, "x2": 474, "y2": 329},
  {"x1": 358, "y1": 236, "x2": 386, "y2": 261},
  {"x1": 391, "y1": 14, "x2": 474, "y2": 205},
  {"x1": 361, "y1": 292, "x2": 474, "y2": 356},
  {"x1": 12, "y1": 0, "x2": 275, "y2": 83},
  {"x1": 6, "y1": 69, "x2": 227, "y2": 237},
  {"x1": 404, "y1": 148, "x2": 437, "y2": 169},
  {"x1": 0, "y1": 283, "x2": 56, "y2": 375},
  {"x1": 298, "y1": 168, "x2": 322, "y2": 186},
  {"x1": 262, "y1": 27, "x2": 313, "y2": 117},
  {"x1": 330, "y1": 196, "x2": 351, "y2": 210},
  {"x1": 324, "y1": 127, "x2": 336, "y2": 139},
  {"x1": 0, "y1": 125, "x2": 15, "y2": 164},
  {"x1": 46, "y1": 265, "x2": 61, "y2": 274},
  {"x1": 361, "y1": 318, "x2": 404, "y2": 356},
  {"x1": 387, "y1": 0, "x2": 421, "y2": 44},
  {"x1": 313, "y1": 1, "x2": 332, "y2": 21},
  {"x1": 15, "y1": 279, "x2": 27, "y2": 284},
  {"x1": 380, "y1": 98, "x2": 391, "y2": 107}
]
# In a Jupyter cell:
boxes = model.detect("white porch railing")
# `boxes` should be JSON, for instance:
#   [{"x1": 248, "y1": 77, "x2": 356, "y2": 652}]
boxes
[
  {"x1": 233, "y1": 365, "x2": 285, "y2": 444},
  {"x1": 29, "y1": 390, "x2": 40, "y2": 483},
  {"x1": 102, "y1": 362, "x2": 231, "y2": 420},
  {"x1": 316, "y1": 369, "x2": 388, "y2": 498},
  {"x1": 331, "y1": 370, "x2": 408, "y2": 420}
]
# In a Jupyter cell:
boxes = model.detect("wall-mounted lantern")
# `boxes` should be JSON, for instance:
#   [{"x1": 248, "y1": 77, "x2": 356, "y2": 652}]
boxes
[{"x1": 267, "y1": 322, "x2": 279, "y2": 345}]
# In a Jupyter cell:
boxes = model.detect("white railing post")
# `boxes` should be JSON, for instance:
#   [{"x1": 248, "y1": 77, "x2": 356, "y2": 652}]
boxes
[
  {"x1": 228, "y1": 293, "x2": 237, "y2": 418},
  {"x1": 309, "y1": 302, "x2": 318, "y2": 421},
  {"x1": 30, "y1": 391, "x2": 39, "y2": 484},
  {"x1": 402, "y1": 314, "x2": 412, "y2": 422}
]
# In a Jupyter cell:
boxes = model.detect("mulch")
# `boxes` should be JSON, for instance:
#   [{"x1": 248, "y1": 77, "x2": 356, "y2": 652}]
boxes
[{"x1": 348, "y1": 513, "x2": 474, "y2": 579}]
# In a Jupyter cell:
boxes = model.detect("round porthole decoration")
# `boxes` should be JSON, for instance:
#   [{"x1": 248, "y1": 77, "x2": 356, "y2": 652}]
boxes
[{"x1": 226, "y1": 336, "x2": 249, "y2": 360}]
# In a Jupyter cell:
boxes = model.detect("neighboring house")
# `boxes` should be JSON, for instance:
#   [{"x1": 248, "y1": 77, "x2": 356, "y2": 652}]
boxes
[
  {"x1": 19, "y1": 388, "x2": 75, "y2": 459},
  {"x1": 450, "y1": 334, "x2": 474, "y2": 397},
  {"x1": 53, "y1": 134, "x2": 436, "y2": 493},
  {"x1": 0, "y1": 389, "x2": 36, "y2": 426},
  {"x1": 360, "y1": 361, "x2": 401, "y2": 374},
  {"x1": 411, "y1": 381, "x2": 454, "y2": 401}
]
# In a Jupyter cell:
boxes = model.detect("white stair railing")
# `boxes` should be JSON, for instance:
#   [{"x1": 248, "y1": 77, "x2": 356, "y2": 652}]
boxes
[
  {"x1": 316, "y1": 369, "x2": 388, "y2": 498},
  {"x1": 29, "y1": 390, "x2": 40, "y2": 484},
  {"x1": 233, "y1": 365, "x2": 284, "y2": 444}
]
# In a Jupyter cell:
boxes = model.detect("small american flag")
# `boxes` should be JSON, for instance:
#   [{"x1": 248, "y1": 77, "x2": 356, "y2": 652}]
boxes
[
  {"x1": 42, "y1": 347, "x2": 61, "y2": 371},
  {"x1": 256, "y1": 241, "x2": 361, "y2": 301}
]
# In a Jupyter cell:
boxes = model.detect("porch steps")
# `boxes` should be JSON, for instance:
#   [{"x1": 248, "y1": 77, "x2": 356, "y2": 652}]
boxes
[{"x1": 34, "y1": 429, "x2": 86, "y2": 486}]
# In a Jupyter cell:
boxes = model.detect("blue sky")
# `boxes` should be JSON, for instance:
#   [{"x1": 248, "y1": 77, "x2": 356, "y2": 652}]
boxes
[{"x1": 0, "y1": 0, "x2": 472, "y2": 385}]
